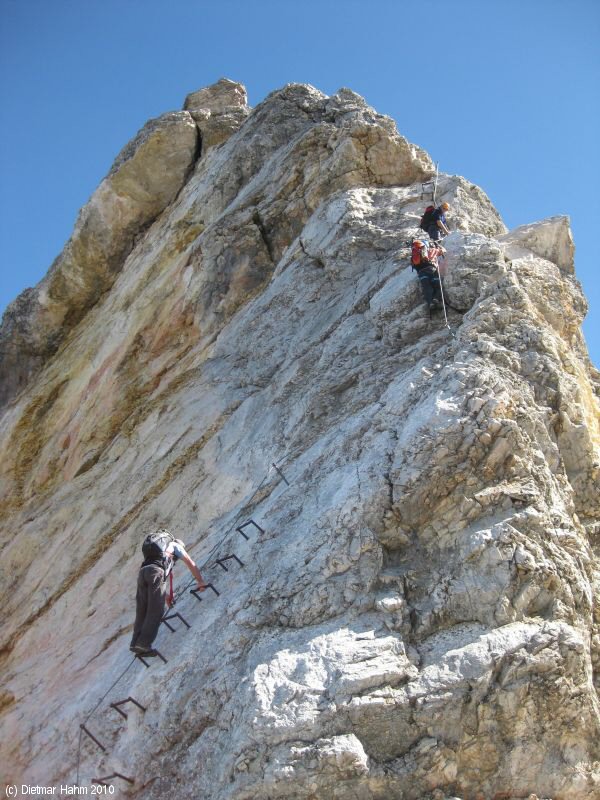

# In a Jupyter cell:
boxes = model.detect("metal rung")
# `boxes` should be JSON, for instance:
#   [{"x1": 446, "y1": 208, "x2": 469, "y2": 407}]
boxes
[
  {"x1": 80, "y1": 724, "x2": 106, "y2": 752},
  {"x1": 190, "y1": 582, "x2": 220, "y2": 602},
  {"x1": 272, "y1": 462, "x2": 290, "y2": 486},
  {"x1": 109, "y1": 696, "x2": 147, "y2": 720},
  {"x1": 216, "y1": 554, "x2": 244, "y2": 571},
  {"x1": 421, "y1": 181, "x2": 434, "y2": 199},
  {"x1": 92, "y1": 772, "x2": 134, "y2": 787},
  {"x1": 236, "y1": 519, "x2": 265, "y2": 540},
  {"x1": 161, "y1": 611, "x2": 191, "y2": 632}
]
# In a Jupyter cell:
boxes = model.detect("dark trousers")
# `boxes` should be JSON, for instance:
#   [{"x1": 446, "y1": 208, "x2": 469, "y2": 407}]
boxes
[
  {"x1": 130, "y1": 564, "x2": 166, "y2": 649},
  {"x1": 427, "y1": 224, "x2": 442, "y2": 241},
  {"x1": 417, "y1": 266, "x2": 442, "y2": 305}
]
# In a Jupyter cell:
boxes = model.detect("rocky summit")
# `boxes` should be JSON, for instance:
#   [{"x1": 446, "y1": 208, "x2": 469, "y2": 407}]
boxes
[{"x1": 0, "y1": 79, "x2": 598, "y2": 800}]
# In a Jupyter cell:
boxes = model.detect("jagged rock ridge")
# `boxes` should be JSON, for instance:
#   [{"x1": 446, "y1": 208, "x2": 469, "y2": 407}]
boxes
[{"x1": 0, "y1": 80, "x2": 598, "y2": 800}]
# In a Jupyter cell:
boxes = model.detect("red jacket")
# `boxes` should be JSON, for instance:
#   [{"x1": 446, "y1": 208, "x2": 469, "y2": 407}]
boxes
[{"x1": 422, "y1": 245, "x2": 445, "y2": 268}]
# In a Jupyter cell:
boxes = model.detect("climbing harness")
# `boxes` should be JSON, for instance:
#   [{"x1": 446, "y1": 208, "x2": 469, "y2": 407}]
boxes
[{"x1": 168, "y1": 570, "x2": 174, "y2": 606}]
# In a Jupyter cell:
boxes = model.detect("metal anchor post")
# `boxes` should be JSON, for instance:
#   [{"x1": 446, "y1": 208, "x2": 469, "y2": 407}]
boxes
[
  {"x1": 190, "y1": 583, "x2": 220, "y2": 602},
  {"x1": 215, "y1": 554, "x2": 244, "y2": 571},
  {"x1": 272, "y1": 462, "x2": 290, "y2": 486},
  {"x1": 161, "y1": 611, "x2": 192, "y2": 632},
  {"x1": 79, "y1": 724, "x2": 106, "y2": 753},
  {"x1": 135, "y1": 649, "x2": 167, "y2": 667},
  {"x1": 236, "y1": 519, "x2": 265, "y2": 540},
  {"x1": 92, "y1": 772, "x2": 134, "y2": 787},
  {"x1": 109, "y1": 696, "x2": 147, "y2": 720}
]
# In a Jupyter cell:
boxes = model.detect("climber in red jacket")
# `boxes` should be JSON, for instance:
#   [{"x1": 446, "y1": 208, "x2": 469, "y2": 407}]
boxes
[{"x1": 412, "y1": 241, "x2": 446, "y2": 311}]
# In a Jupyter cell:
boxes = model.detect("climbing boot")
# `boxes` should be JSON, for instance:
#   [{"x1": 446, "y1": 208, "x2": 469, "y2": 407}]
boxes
[{"x1": 131, "y1": 645, "x2": 159, "y2": 657}]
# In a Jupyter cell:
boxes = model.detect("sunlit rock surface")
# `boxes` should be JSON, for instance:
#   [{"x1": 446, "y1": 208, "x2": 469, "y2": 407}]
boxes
[
  {"x1": 0, "y1": 109, "x2": 199, "y2": 407},
  {"x1": 0, "y1": 80, "x2": 598, "y2": 800},
  {"x1": 184, "y1": 77, "x2": 250, "y2": 152}
]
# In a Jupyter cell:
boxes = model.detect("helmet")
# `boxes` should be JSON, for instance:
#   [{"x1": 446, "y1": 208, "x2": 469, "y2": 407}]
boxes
[
  {"x1": 414, "y1": 240, "x2": 425, "y2": 248},
  {"x1": 441, "y1": 202, "x2": 450, "y2": 210}
]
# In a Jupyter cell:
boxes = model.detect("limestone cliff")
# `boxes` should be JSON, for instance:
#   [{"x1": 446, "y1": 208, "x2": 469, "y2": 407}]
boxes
[{"x1": 0, "y1": 80, "x2": 598, "y2": 800}]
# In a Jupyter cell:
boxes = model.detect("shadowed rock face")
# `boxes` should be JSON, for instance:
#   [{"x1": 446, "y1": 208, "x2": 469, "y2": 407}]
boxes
[{"x1": 0, "y1": 81, "x2": 598, "y2": 800}]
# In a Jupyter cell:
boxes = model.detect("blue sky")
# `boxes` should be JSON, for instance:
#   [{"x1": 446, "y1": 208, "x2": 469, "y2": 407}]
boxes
[{"x1": 1, "y1": 0, "x2": 599, "y2": 366}]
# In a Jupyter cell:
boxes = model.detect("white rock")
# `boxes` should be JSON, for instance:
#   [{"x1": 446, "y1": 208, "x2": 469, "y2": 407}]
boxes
[{"x1": 499, "y1": 215, "x2": 575, "y2": 273}]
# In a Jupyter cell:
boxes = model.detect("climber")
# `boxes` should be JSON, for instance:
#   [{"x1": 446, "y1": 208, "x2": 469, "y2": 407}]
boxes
[
  {"x1": 411, "y1": 240, "x2": 446, "y2": 312},
  {"x1": 427, "y1": 202, "x2": 451, "y2": 241},
  {"x1": 130, "y1": 530, "x2": 206, "y2": 657}
]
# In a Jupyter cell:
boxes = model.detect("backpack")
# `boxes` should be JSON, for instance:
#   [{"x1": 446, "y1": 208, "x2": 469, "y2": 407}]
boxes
[
  {"x1": 142, "y1": 529, "x2": 174, "y2": 561},
  {"x1": 419, "y1": 205, "x2": 435, "y2": 231},
  {"x1": 411, "y1": 240, "x2": 428, "y2": 270}
]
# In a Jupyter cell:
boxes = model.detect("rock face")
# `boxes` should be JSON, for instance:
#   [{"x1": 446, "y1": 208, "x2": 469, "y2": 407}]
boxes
[
  {"x1": 184, "y1": 77, "x2": 250, "y2": 152},
  {"x1": 0, "y1": 110, "x2": 199, "y2": 408},
  {"x1": 0, "y1": 81, "x2": 598, "y2": 800},
  {"x1": 498, "y1": 215, "x2": 575, "y2": 274}
]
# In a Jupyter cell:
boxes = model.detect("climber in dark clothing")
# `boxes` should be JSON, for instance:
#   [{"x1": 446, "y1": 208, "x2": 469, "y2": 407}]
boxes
[
  {"x1": 413, "y1": 241, "x2": 446, "y2": 310},
  {"x1": 428, "y1": 202, "x2": 450, "y2": 241},
  {"x1": 130, "y1": 532, "x2": 206, "y2": 657}
]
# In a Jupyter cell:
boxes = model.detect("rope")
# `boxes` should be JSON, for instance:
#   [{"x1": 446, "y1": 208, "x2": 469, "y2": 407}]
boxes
[
  {"x1": 82, "y1": 657, "x2": 137, "y2": 724},
  {"x1": 173, "y1": 466, "x2": 274, "y2": 599},
  {"x1": 433, "y1": 161, "x2": 439, "y2": 205},
  {"x1": 173, "y1": 444, "x2": 299, "y2": 601},
  {"x1": 438, "y1": 272, "x2": 456, "y2": 339},
  {"x1": 75, "y1": 727, "x2": 83, "y2": 786},
  {"x1": 75, "y1": 656, "x2": 137, "y2": 783}
]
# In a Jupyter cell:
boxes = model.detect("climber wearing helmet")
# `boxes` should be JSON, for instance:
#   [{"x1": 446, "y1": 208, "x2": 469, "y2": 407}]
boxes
[
  {"x1": 412, "y1": 240, "x2": 446, "y2": 312},
  {"x1": 428, "y1": 202, "x2": 451, "y2": 241}
]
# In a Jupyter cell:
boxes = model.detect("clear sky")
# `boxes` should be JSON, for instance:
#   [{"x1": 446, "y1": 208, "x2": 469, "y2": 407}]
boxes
[{"x1": 1, "y1": 0, "x2": 599, "y2": 366}]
